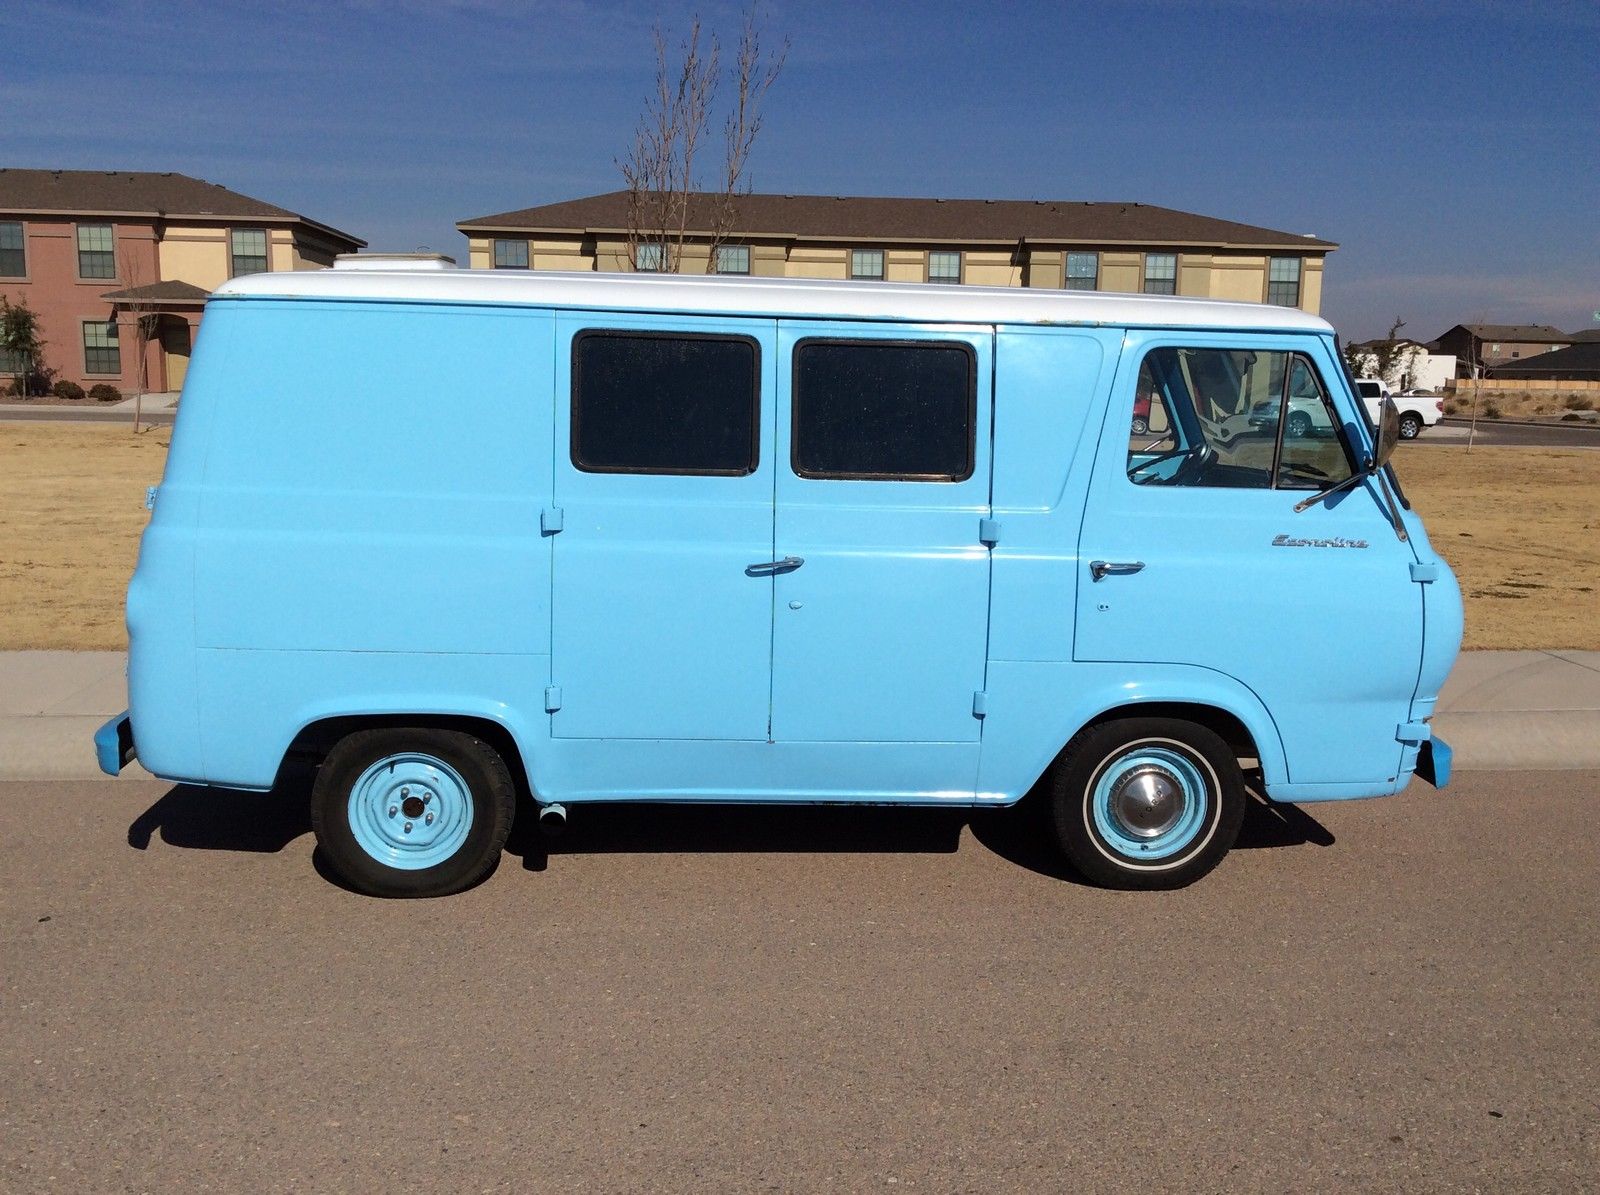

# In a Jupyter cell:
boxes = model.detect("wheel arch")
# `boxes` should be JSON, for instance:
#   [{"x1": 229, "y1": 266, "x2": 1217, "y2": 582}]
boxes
[
  {"x1": 1077, "y1": 700, "x2": 1263, "y2": 761},
  {"x1": 283, "y1": 711, "x2": 534, "y2": 804},
  {"x1": 978, "y1": 661, "x2": 1290, "y2": 807}
]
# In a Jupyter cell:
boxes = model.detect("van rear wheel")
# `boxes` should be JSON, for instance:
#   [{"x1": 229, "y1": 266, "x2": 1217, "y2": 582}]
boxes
[
  {"x1": 1049, "y1": 718, "x2": 1245, "y2": 889},
  {"x1": 311, "y1": 727, "x2": 516, "y2": 898}
]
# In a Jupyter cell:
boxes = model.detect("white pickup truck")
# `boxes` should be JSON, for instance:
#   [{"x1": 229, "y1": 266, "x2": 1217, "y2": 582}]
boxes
[{"x1": 1355, "y1": 378, "x2": 1442, "y2": 440}]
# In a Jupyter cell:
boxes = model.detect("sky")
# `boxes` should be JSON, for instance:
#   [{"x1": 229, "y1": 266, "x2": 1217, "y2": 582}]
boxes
[{"x1": 2, "y1": 0, "x2": 1596, "y2": 341}]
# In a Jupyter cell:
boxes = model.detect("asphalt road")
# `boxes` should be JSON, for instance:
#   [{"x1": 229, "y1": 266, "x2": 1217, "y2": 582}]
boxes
[
  {"x1": 1416, "y1": 418, "x2": 1600, "y2": 449},
  {"x1": 4, "y1": 773, "x2": 1597, "y2": 1191}
]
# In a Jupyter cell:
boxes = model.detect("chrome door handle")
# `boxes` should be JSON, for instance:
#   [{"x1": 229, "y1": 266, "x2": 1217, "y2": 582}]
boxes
[
  {"x1": 745, "y1": 556, "x2": 804, "y2": 577},
  {"x1": 1090, "y1": 560, "x2": 1145, "y2": 582}
]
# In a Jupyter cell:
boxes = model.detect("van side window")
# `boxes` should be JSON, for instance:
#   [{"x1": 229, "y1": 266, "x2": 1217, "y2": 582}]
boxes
[
  {"x1": 1126, "y1": 347, "x2": 1353, "y2": 491},
  {"x1": 792, "y1": 340, "x2": 975, "y2": 481},
  {"x1": 572, "y1": 331, "x2": 759, "y2": 475}
]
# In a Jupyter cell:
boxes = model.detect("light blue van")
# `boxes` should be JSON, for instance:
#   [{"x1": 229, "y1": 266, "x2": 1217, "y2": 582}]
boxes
[{"x1": 96, "y1": 263, "x2": 1461, "y2": 896}]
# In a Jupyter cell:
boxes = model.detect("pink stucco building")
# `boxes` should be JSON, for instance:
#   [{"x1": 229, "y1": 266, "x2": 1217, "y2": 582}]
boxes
[{"x1": 1, "y1": 170, "x2": 364, "y2": 394}]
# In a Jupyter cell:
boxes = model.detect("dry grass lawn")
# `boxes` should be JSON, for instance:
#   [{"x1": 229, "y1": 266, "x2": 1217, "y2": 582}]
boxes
[
  {"x1": 1394, "y1": 445, "x2": 1599, "y2": 650},
  {"x1": 0, "y1": 425, "x2": 1595, "y2": 651},
  {"x1": 1, "y1": 424, "x2": 171, "y2": 650}
]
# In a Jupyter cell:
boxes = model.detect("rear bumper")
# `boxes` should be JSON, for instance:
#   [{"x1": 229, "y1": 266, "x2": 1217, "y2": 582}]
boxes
[
  {"x1": 94, "y1": 711, "x2": 136, "y2": 777},
  {"x1": 1415, "y1": 736, "x2": 1452, "y2": 789}
]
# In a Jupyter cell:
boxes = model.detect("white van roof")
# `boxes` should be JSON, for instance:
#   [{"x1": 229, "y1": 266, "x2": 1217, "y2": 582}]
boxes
[{"x1": 212, "y1": 268, "x2": 1333, "y2": 334}]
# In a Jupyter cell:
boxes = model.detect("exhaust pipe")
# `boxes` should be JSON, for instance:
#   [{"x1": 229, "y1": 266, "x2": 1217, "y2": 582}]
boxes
[{"x1": 537, "y1": 802, "x2": 568, "y2": 835}]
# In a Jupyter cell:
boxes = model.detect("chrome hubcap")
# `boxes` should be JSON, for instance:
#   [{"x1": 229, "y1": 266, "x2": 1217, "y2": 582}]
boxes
[{"x1": 1109, "y1": 765, "x2": 1186, "y2": 839}]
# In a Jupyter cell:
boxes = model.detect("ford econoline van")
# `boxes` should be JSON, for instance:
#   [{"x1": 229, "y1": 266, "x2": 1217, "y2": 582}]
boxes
[{"x1": 96, "y1": 264, "x2": 1462, "y2": 896}]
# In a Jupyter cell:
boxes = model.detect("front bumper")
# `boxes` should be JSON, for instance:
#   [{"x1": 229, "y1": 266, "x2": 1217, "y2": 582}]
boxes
[{"x1": 94, "y1": 711, "x2": 136, "y2": 776}]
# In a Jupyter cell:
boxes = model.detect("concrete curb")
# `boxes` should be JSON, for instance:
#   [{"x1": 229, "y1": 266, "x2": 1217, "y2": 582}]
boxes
[
  {"x1": 1, "y1": 650, "x2": 1598, "y2": 782},
  {"x1": 1439, "y1": 415, "x2": 1600, "y2": 432}
]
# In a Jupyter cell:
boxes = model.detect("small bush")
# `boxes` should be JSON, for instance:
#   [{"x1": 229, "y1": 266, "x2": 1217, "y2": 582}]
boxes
[
  {"x1": 51, "y1": 380, "x2": 86, "y2": 401},
  {"x1": 1483, "y1": 402, "x2": 1502, "y2": 419},
  {"x1": 87, "y1": 383, "x2": 123, "y2": 403},
  {"x1": 6, "y1": 367, "x2": 54, "y2": 397},
  {"x1": 1443, "y1": 397, "x2": 1466, "y2": 416},
  {"x1": 1564, "y1": 395, "x2": 1594, "y2": 411}
]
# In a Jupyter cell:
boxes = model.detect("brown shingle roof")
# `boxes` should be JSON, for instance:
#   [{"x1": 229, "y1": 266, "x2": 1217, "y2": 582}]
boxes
[
  {"x1": 1444, "y1": 323, "x2": 1571, "y2": 342},
  {"x1": 101, "y1": 280, "x2": 211, "y2": 304},
  {"x1": 0, "y1": 169, "x2": 365, "y2": 247},
  {"x1": 458, "y1": 190, "x2": 1336, "y2": 250},
  {"x1": 1486, "y1": 342, "x2": 1600, "y2": 379}
]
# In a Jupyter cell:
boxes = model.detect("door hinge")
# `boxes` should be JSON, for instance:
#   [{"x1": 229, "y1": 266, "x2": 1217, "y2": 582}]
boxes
[
  {"x1": 1396, "y1": 720, "x2": 1430, "y2": 744},
  {"x1": 544, "y1": 685, "x2": 563, "y2": 713},
  {"x1": 979, "y1": 517, "x2": 1001, "y2": 547},
  {"x1": 972, "y1": 690, "x2": 988, "y2": 719},
  {"x1": 1409, "y1": 561, "x2": 1438, "y2": 583},
  {"x1": 541, "y1": 506, "x2": 564, "y2": 534},
  {"x1": 144, "y1": 485, "x2": 159, "y2": 511}
]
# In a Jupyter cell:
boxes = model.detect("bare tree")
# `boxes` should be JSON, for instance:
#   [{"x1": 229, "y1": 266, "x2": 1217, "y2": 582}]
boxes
[
  {"x1": 114, "y1": 244, "x2": 160, "y2": 434},
  {"x1": 619, "y1": 8, "x2": 787, "y2": 274}
]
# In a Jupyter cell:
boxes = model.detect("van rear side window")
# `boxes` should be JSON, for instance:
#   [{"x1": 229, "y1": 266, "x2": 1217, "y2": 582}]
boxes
[
  {"x1": 792, "y1": 339, "x2": 975, "y2": 481},
  {"x1": 572, "y1": 331, "x2": 759, "y2": 475}
]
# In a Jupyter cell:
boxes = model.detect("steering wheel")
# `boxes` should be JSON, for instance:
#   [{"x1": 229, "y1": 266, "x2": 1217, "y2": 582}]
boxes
[{"x1": 1129, "y1": 441, "x2": 1215, "y2": 485}]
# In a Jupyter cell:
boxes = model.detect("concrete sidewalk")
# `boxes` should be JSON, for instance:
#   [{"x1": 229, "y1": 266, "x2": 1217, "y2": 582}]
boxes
[{"x1": 1, "y1": 649, "x2": 1598, "y2": 783}]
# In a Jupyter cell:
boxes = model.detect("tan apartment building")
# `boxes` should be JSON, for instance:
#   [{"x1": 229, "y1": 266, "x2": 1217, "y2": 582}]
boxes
[
  {"x1": 456, "y1": 191, "x2": 1335, "y2": 313},
  {"x1": 1, "y1": 170, "x2": 364, "y2": 394}
]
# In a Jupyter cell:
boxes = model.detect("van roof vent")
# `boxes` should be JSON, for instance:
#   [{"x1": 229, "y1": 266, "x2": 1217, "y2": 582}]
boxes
[{"x1": 333, "y1": 253, "x2": 458, "y2": 271}]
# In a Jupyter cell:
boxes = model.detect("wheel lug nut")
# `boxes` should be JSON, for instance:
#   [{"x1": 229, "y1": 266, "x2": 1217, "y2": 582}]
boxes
[
  {"x1": 404, "y1": 821, "x2": 413, "y2": 833},
  {"x1": 401, "y1": 787, "x2": 410, "y2": 797},
  {"x1": 388, "y1": 806, "x2": 397, "y2": 817},
  {"x1": 425, "y1": 812, "x2": 434, "y2": 825},
  {"x1": 423, "y1": 793, "x2": 431, "y2": 805}
]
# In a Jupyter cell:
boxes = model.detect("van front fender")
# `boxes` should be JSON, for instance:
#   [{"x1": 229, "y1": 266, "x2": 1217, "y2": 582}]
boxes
[{"x1": 977, "y1": 659, "x2": 1287, "y2": 804}]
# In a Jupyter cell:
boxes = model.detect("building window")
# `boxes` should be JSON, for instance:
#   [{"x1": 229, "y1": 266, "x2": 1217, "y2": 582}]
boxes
[
  {"x1": 792, "y1": 340, "x2": 976, "y2": 481},
  {"x1": 714, "y1": 244, "x2": 750, "y2": 275},
  {"x1": 0, "y1": 222, "x2": 24, "y2": 277},
  {"x1": 634, "y1": 243, "x2": 665, "y2": 272},
  {"x1": 1143, "y1": 253, "x2": 1177, "y2": 295},
  {"x1": 77, "y1": 224, "x2": 116, "y2": 279},
  {"x1": 492, "y1": 238, "x2": 529, "y2": 269},
  {"x1": 83, "y1": 321, "x2": 121, "y2": 376},
  {"x1": 849, "y1": 249, "x2": 884, "y2": 281},
  {"x1": 1267, "y1": 256, "x2": 1301, "y2": 307},
  {"x1": 230, "y1": 229, "x2": 268, "y2": 276},
  {"x1": 928, "y1": 251, "x2": 961, "y2": 284},
  {"x1": 571, "y1": 331, "x2": 759, "y2": 475},
  {"x1": 0, "y1": 348, "x2": 21, "y2": 375},
  {"x1": 1065, "y1": 252, "x2": 1098, "y2": 291}
]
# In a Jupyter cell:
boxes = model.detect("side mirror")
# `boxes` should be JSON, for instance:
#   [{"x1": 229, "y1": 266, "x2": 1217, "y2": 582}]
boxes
[{"x1": 1372, "y1": 397, "x2": 1400, "y2": 471}]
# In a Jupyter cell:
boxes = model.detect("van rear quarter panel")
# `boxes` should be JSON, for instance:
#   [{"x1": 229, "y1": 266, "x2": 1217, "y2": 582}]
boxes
[{"x1": 188, "y1": 299, "x2": 554, "y2": 786}]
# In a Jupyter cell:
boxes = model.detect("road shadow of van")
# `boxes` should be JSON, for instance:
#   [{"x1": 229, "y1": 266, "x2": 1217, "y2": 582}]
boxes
[{"x1": 128, "y1": 769, "x2": 1333, "y2": 890}]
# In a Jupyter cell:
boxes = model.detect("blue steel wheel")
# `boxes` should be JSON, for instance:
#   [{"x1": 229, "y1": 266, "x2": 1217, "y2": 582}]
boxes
[
  {"x1": 1050, "y1": 718, "x2": 1245, "y2": 890},
  {"x1": 311, "y1": 727, "x2": 517, "y2": 898},
  {"x1": 346, "y1": 752, "x2": 474, "y2": 870}
]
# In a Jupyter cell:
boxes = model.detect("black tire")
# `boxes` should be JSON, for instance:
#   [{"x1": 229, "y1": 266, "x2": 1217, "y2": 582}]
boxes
[
  {"x1": 1287, "y1": 410, "x2": 1313, "y2": 439},
  {"x1": 310, "y1": 727, "x2": 517, "y2": 898},
  {"x1": 1398, "y1": 413, "x2": 1423, "y2": 440},
  {"x1": 1048, "y1": 718, "x2": 1245, "y2": 890}
]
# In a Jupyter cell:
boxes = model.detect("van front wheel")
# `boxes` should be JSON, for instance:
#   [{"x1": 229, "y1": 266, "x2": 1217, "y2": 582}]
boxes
[
  {"x1": 311, "y1": 727, "x2": 516, "y2": 898},
  {"x1": 1049, "y1": 718, "x2": 1245, "y2": 889}
]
